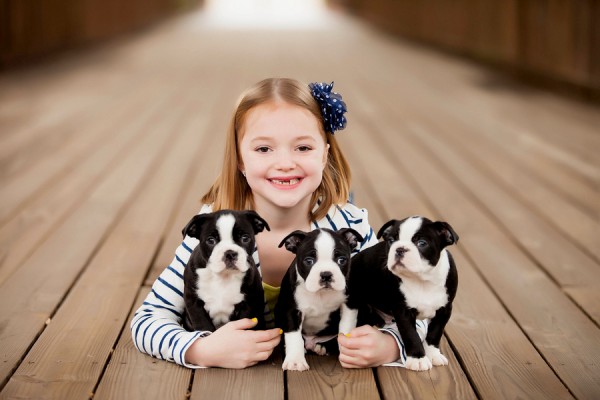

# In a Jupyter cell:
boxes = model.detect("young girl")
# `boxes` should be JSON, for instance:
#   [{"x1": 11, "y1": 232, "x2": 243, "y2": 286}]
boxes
[{"x1": 131, "y1": 78, "x2": 426, "y2": 369}]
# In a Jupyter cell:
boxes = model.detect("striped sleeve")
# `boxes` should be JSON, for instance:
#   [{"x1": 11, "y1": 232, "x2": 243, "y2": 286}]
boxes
[
  {"x1": 131, "y1": 207, "x2": 213, "y2": 368},
  {"x1": 380, "y1": 319, "x2": 428, "y2": 367},
  {"x1": 325, "y1": 203, "x2": 378, "y2": 253}
]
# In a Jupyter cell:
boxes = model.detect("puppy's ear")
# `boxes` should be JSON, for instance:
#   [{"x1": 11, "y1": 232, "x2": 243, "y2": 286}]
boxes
[
  {"x1": 432, "y1": 221, "x2": 459, "y2": 247},
  {"x1": 278, "y1": 231, "x2": 307, "y2": 254},
  {"x1": 242, "y1": 210, "x2": 271, "y2": 233},
  {"x1": 377, "y1": 220, "x2": 399, "y2": 241},
  {"x1": 182, "y1": 214, "x2": 208, "y2": 239},
  {"x1": 337, "y1": 228, "x2": 363, "y2": 251}
]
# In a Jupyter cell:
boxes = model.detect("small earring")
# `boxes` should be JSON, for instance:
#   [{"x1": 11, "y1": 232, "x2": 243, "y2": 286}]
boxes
[{"x1": 241, "y1": 171, "x2": 246, "y2": 177}]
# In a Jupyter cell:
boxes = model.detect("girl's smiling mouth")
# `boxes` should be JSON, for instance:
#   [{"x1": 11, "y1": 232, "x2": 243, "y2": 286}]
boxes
[{"x1": 269, "y1": 177, "x2": 302, "y2": 187}]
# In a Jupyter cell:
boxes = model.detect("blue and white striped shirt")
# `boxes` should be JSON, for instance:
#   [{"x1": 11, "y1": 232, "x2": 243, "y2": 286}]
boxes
[{"x1": 130, "y1": 202, "x2": 426, "y2": 367}]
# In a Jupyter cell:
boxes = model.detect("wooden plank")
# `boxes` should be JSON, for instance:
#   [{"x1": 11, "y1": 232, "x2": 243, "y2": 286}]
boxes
[
  {"x1": 0, "y1": 85, "x2": 163, "y2": 285},
  {"x1": 376, "y1": 340, "x2": 476, "y2": 400},
  {"x1": 420, "y1": 84, "x2": 600, "y2": 216},
  {"x1": 0, "y1": 84, "x2": 154, "y2": 225},
  {"x1": 406, "y1": 121, "x2": 600, "y2": 324},
  {"x1": 0, "y1": 66, "x2": 141, "y2": 175},
  {"x1": 287, "y1": 354, "x2": 379, "y2": 400},
  {"x1": 94, "y1": 288, "x2": 191, "y2": 400},
  {"x1": 352, "y1": 104, "x2": 600, "y2": 399},
  {"x1": 419, "y1": 101, "x2": 600, "y2": 259},
  {"x1": 344, "y1": 115, "x2": 570, "y2": 399},
  {"x1": 0, "y1": 88, "x2": 179, "y2": 388},
  {"x1": 191, "y1": 354, "x2": 283, "y2": 400},
  {"x1": 0, "y1": 90, "x2": 207, "y2": 398},
  {"x1": 144, "y1": 98, "x2": 224, "y2": 286}
]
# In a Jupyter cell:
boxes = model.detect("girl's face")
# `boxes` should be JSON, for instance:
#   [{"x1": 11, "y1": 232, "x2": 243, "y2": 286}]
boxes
[{"x1": 238, "y1": 101, "x2": 328, "y2": 215}]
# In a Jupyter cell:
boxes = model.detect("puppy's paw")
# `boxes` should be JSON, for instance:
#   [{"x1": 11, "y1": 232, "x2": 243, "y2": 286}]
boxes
[
  {"x1": 405, "y1": 356, "x2": 433, "y2": 371},
  {"x1": 282, "y1": 355, "x2": 310, "y2": 371},
  {"x1": 425, "y1": 344, "x2": 448, "y2": 366},
  {"x1": 313, "y1": 343, "x2": 327, "y2": 356}
]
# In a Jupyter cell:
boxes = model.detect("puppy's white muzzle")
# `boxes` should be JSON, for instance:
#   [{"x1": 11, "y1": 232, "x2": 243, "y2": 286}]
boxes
[
  {"x1": 207, "y1": 242, "x2": 249, "y2": 274},
  {"x1": 305, "y1": 261, "x2": 346, "y2": 292},
  {"x1": 387, "y1": 241, "x2": 426, "y2": 277}
]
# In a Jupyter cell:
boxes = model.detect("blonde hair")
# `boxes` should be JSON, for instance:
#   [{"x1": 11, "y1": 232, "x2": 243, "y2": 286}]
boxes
[{"x1": 201, "y1": 78, "x2": 351, "y2": 221}]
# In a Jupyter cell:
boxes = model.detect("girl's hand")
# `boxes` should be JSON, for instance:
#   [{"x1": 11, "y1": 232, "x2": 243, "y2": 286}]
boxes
[
  {"x1": 338, "y1": 325, "x2": 400, "y2": 368},
  {"x1": 185, "y1": 318, "x2": 282, "y2": 369}
]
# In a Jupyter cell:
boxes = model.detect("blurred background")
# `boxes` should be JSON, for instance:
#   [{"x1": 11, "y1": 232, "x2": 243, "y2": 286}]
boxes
[{"x1": 1, "y1": 0, "x2": 598, "y2": 99}]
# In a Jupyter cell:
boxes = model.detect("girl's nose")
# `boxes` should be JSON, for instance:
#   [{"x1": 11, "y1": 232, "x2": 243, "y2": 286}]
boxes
[{"x1": 274, "y1": 150, "x2": 296, "y2": 170}]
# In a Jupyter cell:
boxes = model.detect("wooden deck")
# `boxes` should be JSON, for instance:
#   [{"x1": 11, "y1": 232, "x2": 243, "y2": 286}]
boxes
[{"x1": 1, "y1": 7, "x2": 599, "y2": 400}]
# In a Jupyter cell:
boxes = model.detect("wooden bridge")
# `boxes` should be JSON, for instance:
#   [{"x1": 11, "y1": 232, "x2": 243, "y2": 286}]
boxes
[{"x1": 1, "y1": 5, "x2": 599, "y2": 399}]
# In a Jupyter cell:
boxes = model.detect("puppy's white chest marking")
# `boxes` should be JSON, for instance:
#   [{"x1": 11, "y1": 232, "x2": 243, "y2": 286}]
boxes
[
  {"x1": 400, "y1": 280, "x2": 448, "y2": 319},
  {"x1": 295, "y1": 283, "x2": 346, "y2": 335},
  {"x1": 400, "y1": 251, "x2": 450, "y2": 320},
  {"x1": 196, "y1": 269, "x2": 244, "y2": 326}
]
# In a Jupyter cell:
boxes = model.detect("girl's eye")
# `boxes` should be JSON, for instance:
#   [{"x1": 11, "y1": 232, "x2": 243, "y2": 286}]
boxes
[
  {"x1": 336, "y1": 257, "x2": 347, "y2": 266},
  {"x1": 416, "y1": 239, "x2": 428, "y2": 248},
  {"x1": 206, "y1": 237, "x2": 217, "y2": 246},
  {"x1": 297, "y1": 145, "x2": 312, "y2": 152},
  {"x1": 255, "y1": 146, "x2": 271, "y2": 153},
  {"x1": 240, "y1": 234, "x2": 251, "y2": 244},
  {"x1": 304, "y1": 257, "x2": 315, "y2": 267}
]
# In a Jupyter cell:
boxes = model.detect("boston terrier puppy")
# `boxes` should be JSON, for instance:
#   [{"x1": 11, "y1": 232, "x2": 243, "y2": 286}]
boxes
[
  {"x1": 182, "y1": 210, "x2": 269, "y2": 332},
  {"x1": 340, "y1": 216, "x2": 458, "y2": 371},
  {"x1": 274, "y1": 228, "x2": 363, "y2": 371}
]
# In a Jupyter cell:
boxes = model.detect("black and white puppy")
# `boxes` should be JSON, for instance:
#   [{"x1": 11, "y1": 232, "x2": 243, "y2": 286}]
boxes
[
  {"x1": 340, "y1": 216, "x2": 458, "y2": 371},
  {"x1": 274, "y1": 228, "x2": 363, "y2": 371},
  {"x1": 182, "y1": 210, "x2": 269, "y2": 332}
]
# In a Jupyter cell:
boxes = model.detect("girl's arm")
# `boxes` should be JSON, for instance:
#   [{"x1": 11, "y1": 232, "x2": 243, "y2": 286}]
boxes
[
  {"x1": 130, "y1": 236, "x2": 210, "y2": 368},
  {"x1": 338, "y1": 320, "x2": 428, "y2": 368}
]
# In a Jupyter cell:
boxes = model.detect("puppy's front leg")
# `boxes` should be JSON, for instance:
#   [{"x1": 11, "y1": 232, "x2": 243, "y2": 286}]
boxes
[
  {"x1": 184, "y1": 298, "x2": 216, "y2": 332},
  {"x1": 339, "y1": 304, "x2": 358, "y2": 335},
  {"x1": 393, "y1": 307, "x2": 431, "y2": 371},
  {"x1": 424, "y1": 304, "x2": 452, "y2": 366},
  {"x1": 282, "y1": 330, "x2": 309, "y2": 371}
]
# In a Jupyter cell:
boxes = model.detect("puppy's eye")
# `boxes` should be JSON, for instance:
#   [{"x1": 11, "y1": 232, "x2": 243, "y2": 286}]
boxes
[
  {"x1": 206, "y1": 237, "x2": 217, "y2": 246},
  {"x1": 240, "y1": 234, "x2": 251, "y2": 244},
  {"x1": 416, "y1": 239, "x2": 428, "y2": 248},
  {"x1": 336, "y1": 257, "x2": 347, "y2": 266},
  {"x1": 304, "y1": 257, "x2": 315, "y2": 267}
]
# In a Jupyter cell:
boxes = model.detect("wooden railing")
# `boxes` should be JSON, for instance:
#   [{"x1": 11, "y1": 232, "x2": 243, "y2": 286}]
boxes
[
  {"x1": 0, "y1": 0, "x2": 201, "y2": 68},
  {"x1": 336, "y1": 0, "x2": 599, "y2": 99}
]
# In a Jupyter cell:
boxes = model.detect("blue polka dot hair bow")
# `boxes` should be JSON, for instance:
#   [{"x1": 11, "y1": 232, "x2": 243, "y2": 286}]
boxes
[{"x1": 309, "y1": 81, "x2": 347, "y2": 134}]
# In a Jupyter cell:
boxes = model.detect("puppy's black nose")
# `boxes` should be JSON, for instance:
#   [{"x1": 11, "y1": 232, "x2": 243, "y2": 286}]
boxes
[
  {"x1": 224, "y1": 250, "x2": 238, "y2": 261},
  {"x1": 396, "y1": 247, "x2": 408, "y2": 257},
  {"x1": 320, "y1": 271, "x2": 333, "y2": 282}
]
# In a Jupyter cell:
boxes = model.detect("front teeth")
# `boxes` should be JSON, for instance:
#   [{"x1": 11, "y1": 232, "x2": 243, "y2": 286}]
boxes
[{"x1": 271, "y1": 178, "x2": 300, "y2": 185}]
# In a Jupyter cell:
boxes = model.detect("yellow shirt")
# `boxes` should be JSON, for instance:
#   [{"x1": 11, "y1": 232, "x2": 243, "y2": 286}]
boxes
[{"x1": 262, "y1": 281, "x2": 280, "y2": 328}]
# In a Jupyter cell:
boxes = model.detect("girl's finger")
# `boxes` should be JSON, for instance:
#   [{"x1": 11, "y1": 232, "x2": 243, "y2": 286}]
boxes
[
  {"x1": 339, "y1": 353, "x2": 362, "y2": 368},
  {"x1": 339, "y1": 335, "x2": 364, "y2": 351},
  {"x1": 256, "y1": 335, "x2": 281, "y2": 352},
  {"x1": 227, "y1": 318, "x2": 258, "y2": 331},
  {"x1": 339, "y1": 345, "x2": 362, "y2": 358},
  {"x1": 350, "y1": 325, "x2": 376, "y2": 336},
  {"x1": 252, "y1": 328, "x2": 282, "y2": 342},
  {"x1": 254, "y1": 350, "x2": 273, "y2": 362}
]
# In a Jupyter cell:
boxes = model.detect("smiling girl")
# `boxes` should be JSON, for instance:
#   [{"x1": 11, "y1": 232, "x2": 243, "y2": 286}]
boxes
[{"x1": 131, "y1": 78, "x2": 426, "y2": 369}]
